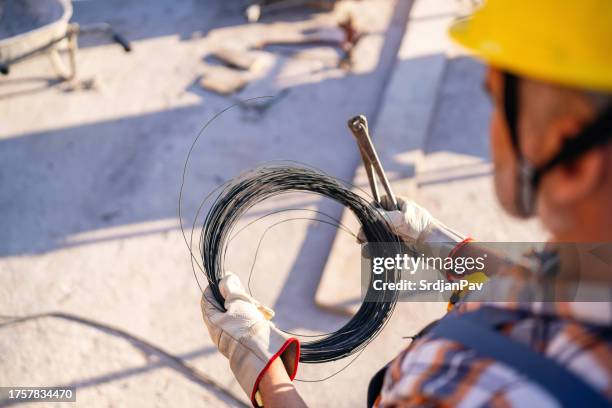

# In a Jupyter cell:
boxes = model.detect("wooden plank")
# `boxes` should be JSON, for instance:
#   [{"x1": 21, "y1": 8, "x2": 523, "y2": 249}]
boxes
[{"x1": 200, "y1": 65, "x2": 249, "y2": 95}]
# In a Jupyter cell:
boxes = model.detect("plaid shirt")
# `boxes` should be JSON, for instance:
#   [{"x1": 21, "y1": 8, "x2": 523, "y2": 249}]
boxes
[{"x1": 375, "y1": 264, "x2": 612, "y2": 407}]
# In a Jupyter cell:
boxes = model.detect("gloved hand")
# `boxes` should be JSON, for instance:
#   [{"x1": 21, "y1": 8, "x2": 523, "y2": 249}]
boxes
[
  {"x1": 201, "y1": 273, "x2": 299, "y2": 407},
  {"x1": 359, "y1": 196, "x2": 468, "y2": 259}
]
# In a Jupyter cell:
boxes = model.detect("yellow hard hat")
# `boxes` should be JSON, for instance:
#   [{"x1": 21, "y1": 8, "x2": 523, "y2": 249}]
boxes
[{"x1": 449, "y1": 0, "x2": 612, "y2": 92}]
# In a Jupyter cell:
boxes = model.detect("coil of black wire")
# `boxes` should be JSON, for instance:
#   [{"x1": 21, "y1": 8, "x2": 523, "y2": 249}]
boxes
[{"x1": 200, "y1": 164, "x2": 401, "y2": 363}]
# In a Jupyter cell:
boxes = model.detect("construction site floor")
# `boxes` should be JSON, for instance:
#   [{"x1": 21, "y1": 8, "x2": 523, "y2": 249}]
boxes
[{"x1": 0, "y1": 1, "x2": 544, "y2": 406}]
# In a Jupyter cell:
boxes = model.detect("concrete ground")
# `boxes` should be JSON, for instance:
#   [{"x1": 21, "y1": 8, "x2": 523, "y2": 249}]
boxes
[{"x1": 0, "y1": 0, "x2": 545, "y2": 407}]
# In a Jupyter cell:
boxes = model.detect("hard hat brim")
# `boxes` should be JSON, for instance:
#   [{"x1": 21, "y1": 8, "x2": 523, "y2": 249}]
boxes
[{"x1": 449, "y1": 16, "x2": 612, "y2": 93}]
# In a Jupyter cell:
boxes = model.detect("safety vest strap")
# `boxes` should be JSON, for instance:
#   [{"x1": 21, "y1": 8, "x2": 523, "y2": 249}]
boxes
[{"x1": 429, "y1": 307, "x2": 610, "y2": 407}]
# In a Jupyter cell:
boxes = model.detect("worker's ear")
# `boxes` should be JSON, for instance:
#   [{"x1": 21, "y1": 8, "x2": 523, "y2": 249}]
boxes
[{"x1": 539, "y1": 116, "x2": 606, "y2": 206}]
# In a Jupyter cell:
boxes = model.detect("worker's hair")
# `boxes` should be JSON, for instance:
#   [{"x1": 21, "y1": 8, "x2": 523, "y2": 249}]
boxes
[{"x1": 586, "y1": 90, "x2": 612, "y2": 114}]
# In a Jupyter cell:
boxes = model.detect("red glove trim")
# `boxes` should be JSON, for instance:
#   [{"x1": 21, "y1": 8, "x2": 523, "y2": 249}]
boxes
[
  {"x1": 250, "y1": 337, "x2": 300, "y2": 407},
  {"x1": 448, "y1": 237, "x2": 474, "y2": 259}
]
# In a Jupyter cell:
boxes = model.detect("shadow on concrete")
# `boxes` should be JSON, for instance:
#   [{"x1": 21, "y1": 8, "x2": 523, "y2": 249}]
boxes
[
  {"x1": 0, "y1": 76, "x2": 64, "y2": 100},
  {"x1": 73, "y1": 0, "x2": 244, "y2": 48},
  {"x1": 0, "y1": 2, "x2": 491, "y2": 340},
  {"x1": 72, "y1": 0, "x2": 336, "y2": 49},
  {"x1": 424, "y1": 55, "x2": 491, "y2": 160},
  {"x1": 0, "y1": 312, "x2": 235, "y2": 406}
]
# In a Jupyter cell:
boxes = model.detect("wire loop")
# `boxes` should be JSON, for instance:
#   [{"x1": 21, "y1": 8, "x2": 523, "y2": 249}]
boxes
[{"x1": 200, "y1": 164, "x2": 401, "y2": 363}]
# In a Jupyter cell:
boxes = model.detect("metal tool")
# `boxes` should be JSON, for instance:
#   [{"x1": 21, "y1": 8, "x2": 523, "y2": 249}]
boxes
[{"x1": 347, "y1": 114, "x2": 398, "y2": 209}]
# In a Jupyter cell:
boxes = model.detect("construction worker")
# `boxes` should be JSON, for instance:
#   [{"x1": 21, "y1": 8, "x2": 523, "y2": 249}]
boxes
[{"x1": 201, "y1": 1, "x2": 612, "y2": 406}]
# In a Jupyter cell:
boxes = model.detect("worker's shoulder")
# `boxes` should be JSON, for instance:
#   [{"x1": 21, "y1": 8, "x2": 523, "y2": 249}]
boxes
[
  {"x1": 379, "y1": 331, "x2": 527, "y2": 407},
  {"x1": 379, "y1": 303, "x2": 612, "y2": 407}
]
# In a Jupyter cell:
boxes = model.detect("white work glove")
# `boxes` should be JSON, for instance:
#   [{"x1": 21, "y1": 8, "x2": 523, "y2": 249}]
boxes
[
  {"x1": 359, "y1": 196, "x2": 468, "y2": 259},
  {"x1": 201, "y1": 273, "x2": 299, "y2": 407}
]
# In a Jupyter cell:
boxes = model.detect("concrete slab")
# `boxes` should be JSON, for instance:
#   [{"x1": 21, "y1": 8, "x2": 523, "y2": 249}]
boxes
[
  {"x1": 0, "y1": 1, "x2": 548, "y2": 406},
  {"x1": 315, "y1": 0, "x2": 546, "y2": 316},
  {"x1": 316, "y1": 0, "x2": 459, "y2": 315},
  {"x1": 0, "y1": 1, "x2": 428, "y2": 407}
]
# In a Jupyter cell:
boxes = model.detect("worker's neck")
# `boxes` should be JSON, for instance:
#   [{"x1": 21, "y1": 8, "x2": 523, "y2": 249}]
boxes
[
  {"x1": 553, "y1": 225, "x2": 612, "y2": 242},
  {"x1": 549, "y1": 198, "x2": 612, "y2": 242},
  {"x1": 547, "y1": 201, "x2": 612, "y2": 283}
]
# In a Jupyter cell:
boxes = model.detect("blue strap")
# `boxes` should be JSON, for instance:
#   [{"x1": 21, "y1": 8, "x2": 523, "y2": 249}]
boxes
[{"x1": 429, "y1": 309, "x2": 610, "y2": 407}]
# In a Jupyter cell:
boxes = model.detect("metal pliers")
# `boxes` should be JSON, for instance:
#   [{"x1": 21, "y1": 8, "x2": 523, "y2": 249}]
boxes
[{"x1": 347, "y1": 115, "x2": 399, "y2": 210}]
